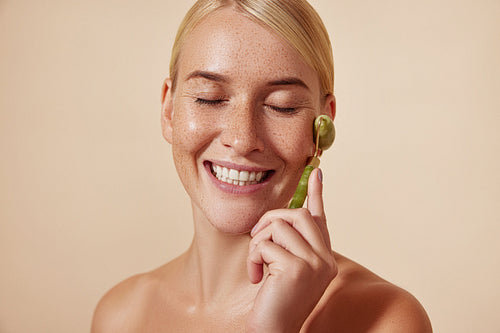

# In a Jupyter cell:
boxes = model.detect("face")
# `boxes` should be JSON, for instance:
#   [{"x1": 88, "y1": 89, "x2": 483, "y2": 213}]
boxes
[{"x1": 162, "y1": 8, "x2": 334, "y2": 234}]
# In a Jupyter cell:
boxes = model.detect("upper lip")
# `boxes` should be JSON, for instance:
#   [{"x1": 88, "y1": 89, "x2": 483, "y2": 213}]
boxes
[{"x1": 207, "y1": 160, "x2": 274, "y2": 172}]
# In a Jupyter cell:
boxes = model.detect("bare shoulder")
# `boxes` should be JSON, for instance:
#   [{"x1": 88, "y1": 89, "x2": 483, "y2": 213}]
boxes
[
  {"x1": 90, "y1": 259, "x2": 179, "y2": 333},
  {"x1": 304, "y1": 252, "x2": 432, "y2": 333},
  {"x1": 90, "y1": 272, "x2": 155, "y2": 333}
]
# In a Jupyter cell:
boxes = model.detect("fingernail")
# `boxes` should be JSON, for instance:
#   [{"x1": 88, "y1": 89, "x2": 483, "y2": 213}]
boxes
[
  {"x1": 250, "y1": 224, "x2": 258, "y2": 236},
  {"x1": 317, "y1": 168, "x2": 323, "y2": 183}
]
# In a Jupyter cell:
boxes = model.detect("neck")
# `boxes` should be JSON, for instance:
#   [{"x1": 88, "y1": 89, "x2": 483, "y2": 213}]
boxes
[{"x1": 183, "y1": 204, "x2": 260, "y2": 306}]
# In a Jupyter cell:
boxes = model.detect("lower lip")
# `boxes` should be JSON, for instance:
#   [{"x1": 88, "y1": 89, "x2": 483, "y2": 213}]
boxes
[{"x1": 204, "y1": 162, "x2": 274, "y2": 195}]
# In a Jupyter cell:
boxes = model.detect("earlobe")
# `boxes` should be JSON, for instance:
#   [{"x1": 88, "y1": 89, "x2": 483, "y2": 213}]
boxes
[{"x1": 161, "y1": 78, "x2": 174, "y2": 144}]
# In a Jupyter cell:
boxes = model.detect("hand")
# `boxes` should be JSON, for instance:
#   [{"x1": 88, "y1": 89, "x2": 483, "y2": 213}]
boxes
[{"x1": 246, "y1": 168, "x2": 338, "y2": 332}]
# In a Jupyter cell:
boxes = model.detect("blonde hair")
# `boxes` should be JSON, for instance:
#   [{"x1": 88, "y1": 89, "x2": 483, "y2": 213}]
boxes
[{"x1": 169, "y1": 0, "x2": 334, "y2": 98}]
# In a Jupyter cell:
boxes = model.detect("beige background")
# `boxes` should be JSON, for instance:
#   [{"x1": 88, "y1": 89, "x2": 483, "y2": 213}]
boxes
[{"x1": 1, "y1": 0, "x2": 499, "y2": 332}]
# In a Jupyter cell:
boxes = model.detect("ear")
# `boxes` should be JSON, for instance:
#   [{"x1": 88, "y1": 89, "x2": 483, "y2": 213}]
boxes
[
  {"x1": 322, "y1": 94, "x2": 336, "y2": 121},
  {"x1": 160, "y1": 78, "x2": 174, "y2": 144}
]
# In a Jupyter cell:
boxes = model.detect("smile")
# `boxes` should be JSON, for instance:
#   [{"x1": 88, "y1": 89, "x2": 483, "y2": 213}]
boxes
[{"x1": 210, "y1": 163, "x2": 270, "y2": 186}]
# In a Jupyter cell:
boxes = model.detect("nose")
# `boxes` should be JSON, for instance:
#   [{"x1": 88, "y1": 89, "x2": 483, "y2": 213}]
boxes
[{"x1": 220, "y1": 102, "x2": 265, "y2": 156}]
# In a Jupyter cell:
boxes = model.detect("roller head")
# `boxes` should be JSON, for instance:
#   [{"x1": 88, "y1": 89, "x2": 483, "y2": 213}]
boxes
[{"x1": 313, "y1": 115, "x2": 335, "y2": 150}]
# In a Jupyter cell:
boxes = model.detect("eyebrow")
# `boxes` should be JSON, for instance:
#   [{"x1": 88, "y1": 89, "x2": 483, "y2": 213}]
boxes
[
  {"x1": 267, "y1": 77, "x2": 310, "y2": 91},
  {"x1": 185, "y1": 71, "x2": 229, "y2": 83},
  {"x1": 185, "y1": 70, "x2": 309, "y2": 90}
]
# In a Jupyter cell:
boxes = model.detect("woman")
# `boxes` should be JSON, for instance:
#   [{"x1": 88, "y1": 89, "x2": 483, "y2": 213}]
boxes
[{"x1": 92, "y1": 0, "x2": 432, "y2": 331}]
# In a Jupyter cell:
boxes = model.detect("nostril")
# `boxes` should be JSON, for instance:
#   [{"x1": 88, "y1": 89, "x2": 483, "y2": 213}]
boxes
[
  {"x1": 224, "y1": 135, "x2": 264, "y2": 154},
  {"x1": 220, "y1": 121, "x2": 265, "y2": 154}
]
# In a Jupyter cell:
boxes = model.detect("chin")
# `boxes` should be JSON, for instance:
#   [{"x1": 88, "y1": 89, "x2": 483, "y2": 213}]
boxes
[
  {"x1": 200, "y1": 198, "x2": 286, "y2": 235},
  {"x1": 210, "y1": 222, "x2": 253, "y2": 235},
  {"x1": 204, "y1": 207, "x2": 262, "y2": 235}
]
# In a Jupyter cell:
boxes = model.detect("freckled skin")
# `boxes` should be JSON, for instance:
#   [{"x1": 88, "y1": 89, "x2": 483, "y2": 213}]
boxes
[
  {"x1": 91, "y1": 7, "x2": 432, "y2": 333},
  {"x1": 166, "y1": 8, "x2": 327, "y2": 233}
]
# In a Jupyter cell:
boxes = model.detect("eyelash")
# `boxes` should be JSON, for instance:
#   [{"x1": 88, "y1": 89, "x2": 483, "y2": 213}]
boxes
[
  {"x1": 194, "y1": 98, "x2": 298, "y2": 114},
  {"x1": 267, "y1": 105, "x2": 297, "y2": 114},
  {"x1": 195, "y1": 98, "x2": 226, "y2": 106}
]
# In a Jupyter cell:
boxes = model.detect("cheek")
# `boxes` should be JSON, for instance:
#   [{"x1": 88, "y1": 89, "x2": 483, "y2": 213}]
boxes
[
  {"x1": 271, "y1": 118, "x2": 316, "y2": 163},
  {"x1": 170, "y1": 106, "x2": 220, "y2": 192},
  {"x1": 171, "y1": 106, "x2": 218, "y2": 153}
]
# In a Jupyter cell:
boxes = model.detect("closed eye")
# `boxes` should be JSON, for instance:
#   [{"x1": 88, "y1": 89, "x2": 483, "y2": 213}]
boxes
[
  {"x1": 267, "y1": 105, "x2": 298, "y2": 114},
  {"x1": 195, "y1": 98, "x2": 227, "y2": 106},
  {"x1": 195, "y1": 98, "x2": 298, "y2": 114}
]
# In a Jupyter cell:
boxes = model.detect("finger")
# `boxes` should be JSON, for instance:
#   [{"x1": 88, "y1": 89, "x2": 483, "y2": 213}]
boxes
[
  {"x1": 307, "y1": 168, "x2": 331, "y2": 250},
  {"x1": 247, "y1": 239, "x2": 297, "y2": 284},
  {"x1": 249, "y1": 218, "x2": 316, "y2": 260},
  {"x1": 251, "y1": 208, "x2": 329, "y2": 256},
  {"x1": 307, "y1": 168, "x2": 324, "y2": 219},
  {"x1": 247, "y1": 250, "x2": 264, "y2": 284}
]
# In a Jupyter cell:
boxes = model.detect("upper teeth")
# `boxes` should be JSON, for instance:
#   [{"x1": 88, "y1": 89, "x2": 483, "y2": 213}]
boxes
[{"x1": 211, "y1": 164, "x2": 267, "y2": 186}]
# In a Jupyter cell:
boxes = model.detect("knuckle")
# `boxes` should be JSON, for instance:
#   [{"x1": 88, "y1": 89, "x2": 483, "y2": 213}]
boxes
[
  {"x1": 260, "y1": 210, "x2": 272, "y2": 219},
  {"x1": 324, "y1": 257, "x2": 338, "y2": 280},
  {"x1": 256, "y1": 239, "x2": 272, "y2": 252},
  {"x1": 289, "y1": 257, "x2": 309, "y2": 279},
  {"x1": 297, "y1": 207, "x2": 310, "y2": 218},
  {"x1": 308, "y1": 256, "x2": 323, "y2": 271},
  {"x1": 309, "y1": 255, "x2": 338, "y2": 280},
  {"x1": 271, "y1": 218, "x2": 288, "y2": 230},
  {"x1": 249, "y1": 238, "x2": 259, "y2": 251},
  {"x1": 330, "y1": 264, "x2": 338, "y2": 279}
]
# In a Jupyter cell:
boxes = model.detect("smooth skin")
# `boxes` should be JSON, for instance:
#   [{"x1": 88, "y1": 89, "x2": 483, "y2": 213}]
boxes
[{"x1": 91, "y1": 7, "x2": 432, "y2": 333}]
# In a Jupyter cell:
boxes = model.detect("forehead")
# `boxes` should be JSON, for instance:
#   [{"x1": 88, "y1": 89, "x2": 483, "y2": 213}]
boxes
[{"x1": 176, "y1": 7, "x2": 320, "y2": 90}]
